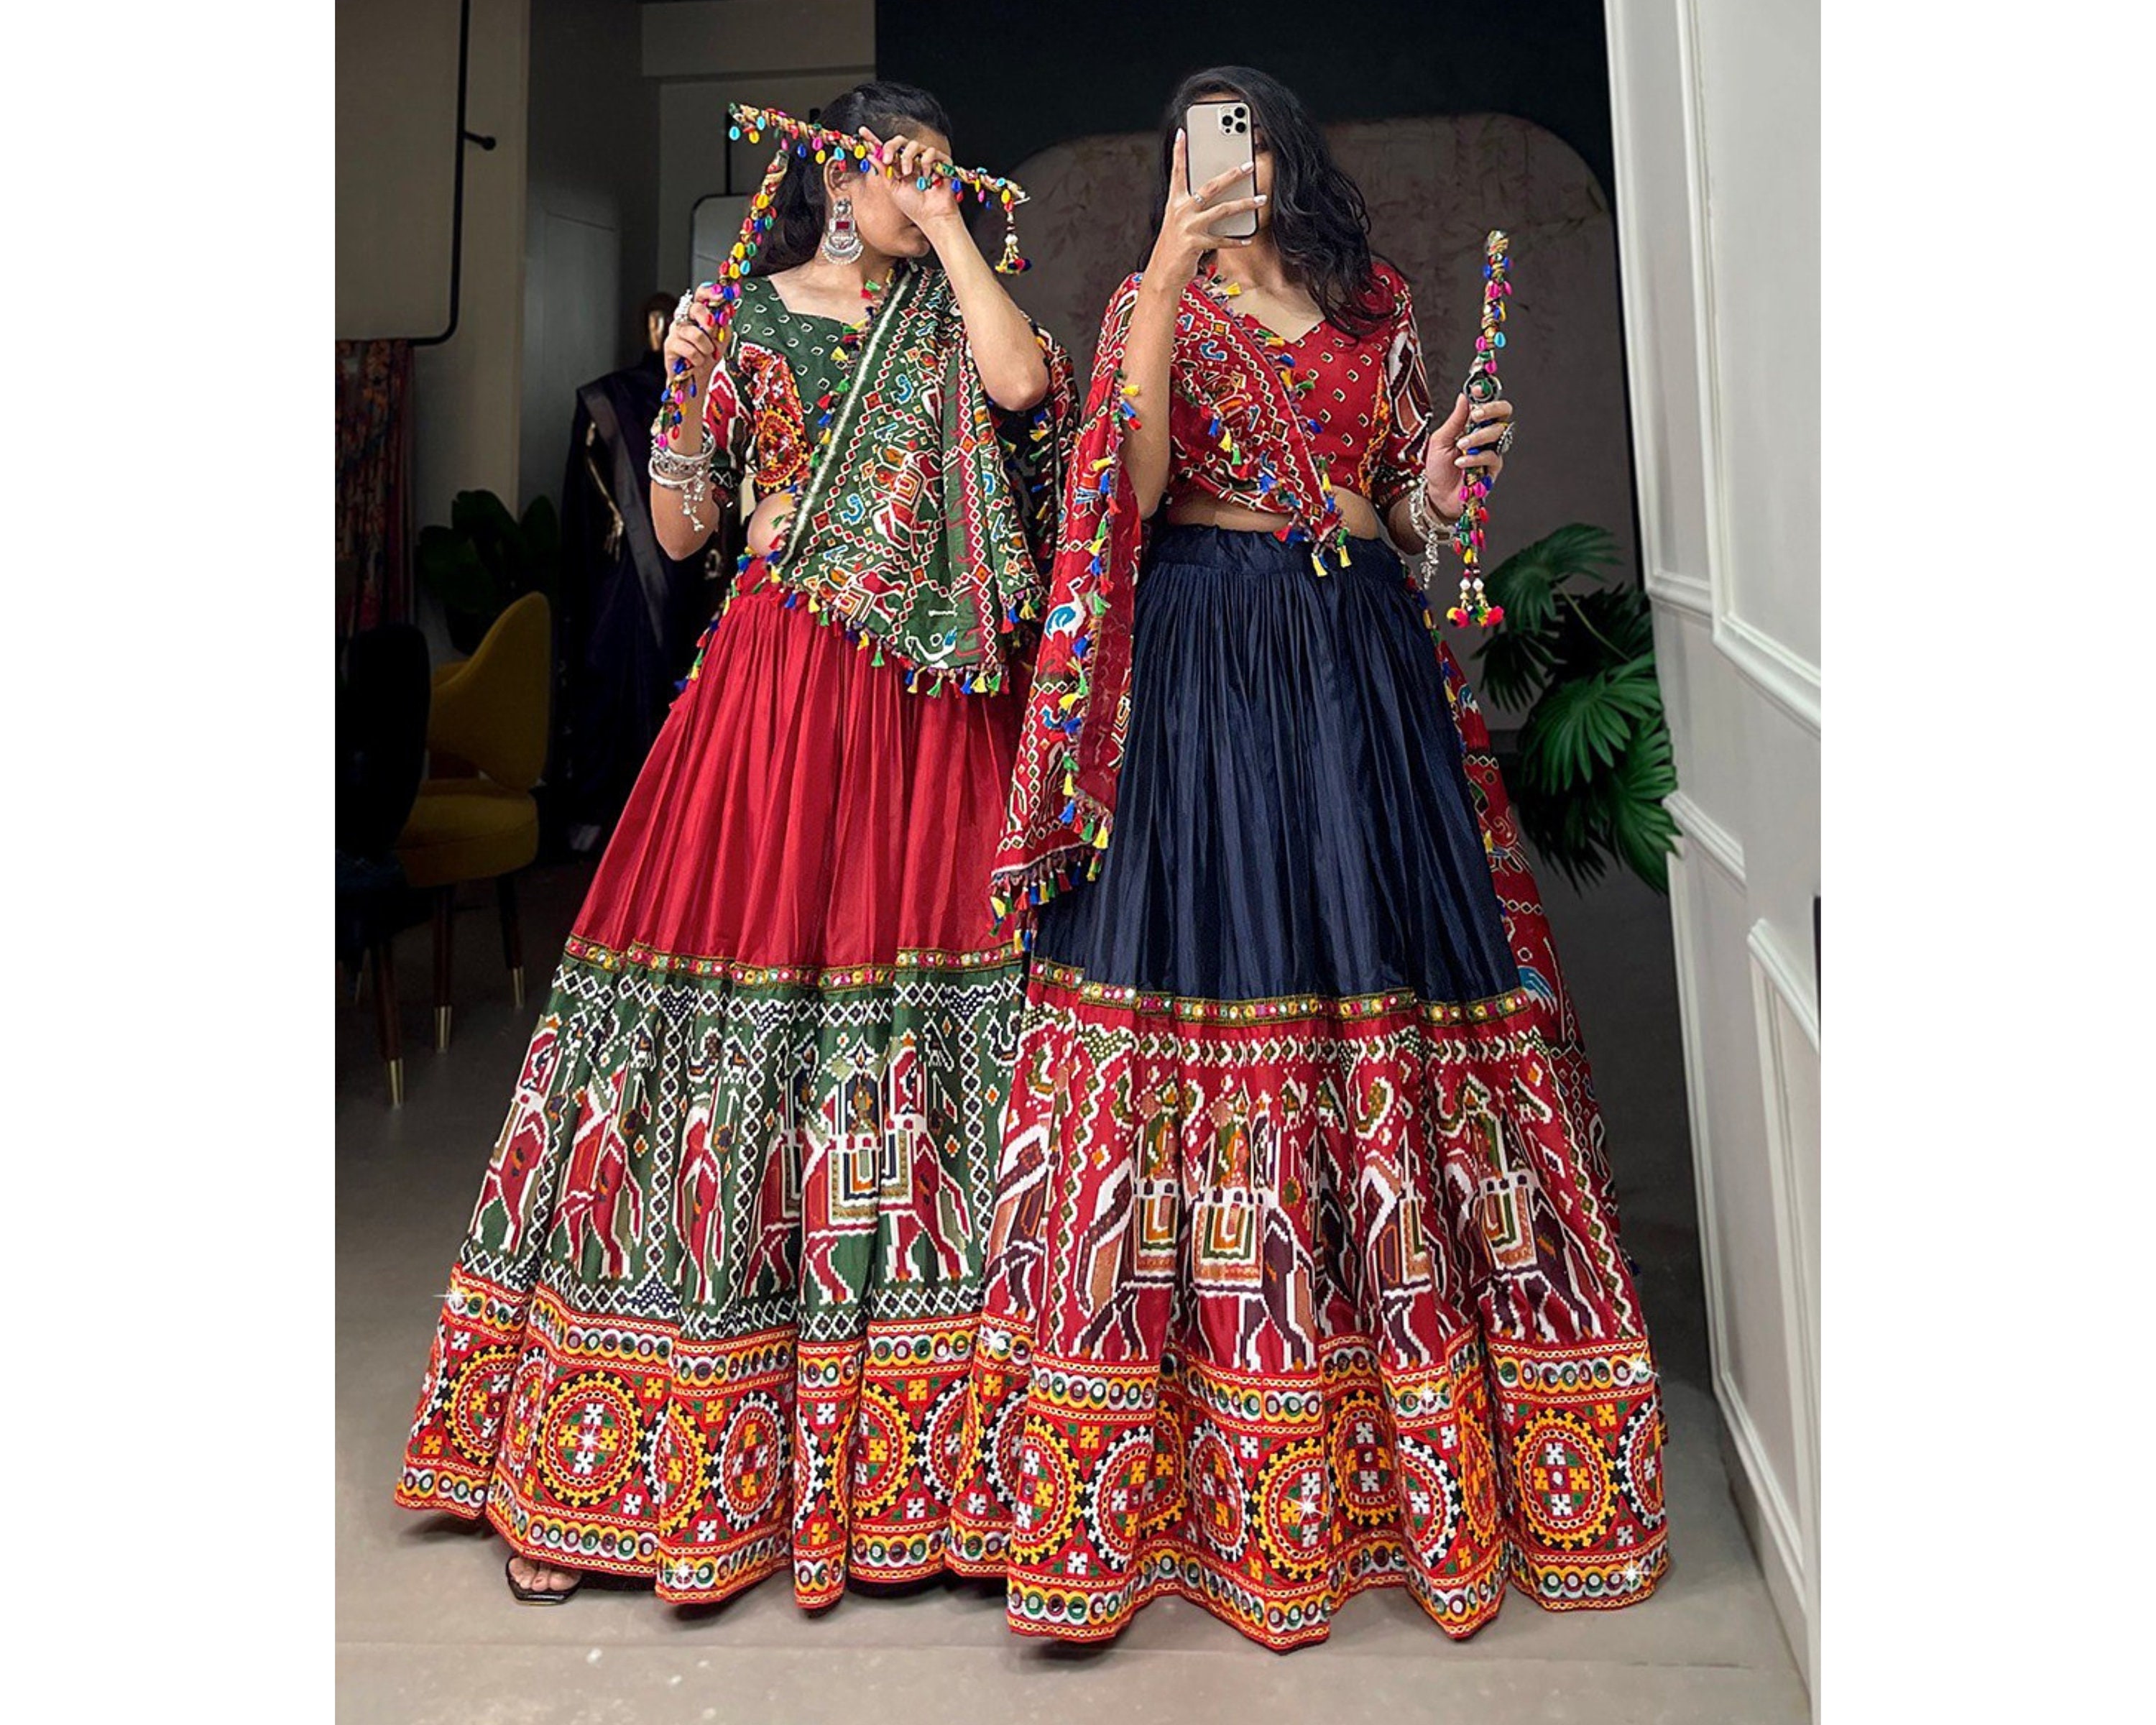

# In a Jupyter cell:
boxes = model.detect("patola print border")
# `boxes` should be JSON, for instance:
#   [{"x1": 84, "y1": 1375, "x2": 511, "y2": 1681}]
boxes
[
  {"x1": 1025, "y1": 959, "x2": 1534, "y2": 1026},
  {"x1": 561, "y1": 933, "x2": 1023, "y2": 987}
]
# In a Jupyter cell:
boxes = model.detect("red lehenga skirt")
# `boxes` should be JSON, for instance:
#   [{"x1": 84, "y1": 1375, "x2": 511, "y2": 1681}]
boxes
[
  {"x1": 943, "y1": 528, "x2": 1668, "y2": 1650},
  {"x1": 395, "y1": 575, "x2": 1027, "y2": 1606}
]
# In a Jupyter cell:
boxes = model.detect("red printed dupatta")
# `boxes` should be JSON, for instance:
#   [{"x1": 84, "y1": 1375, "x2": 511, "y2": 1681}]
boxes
[{"x1": 990, "y1": 269, "x2": 1398, "y2": 921}]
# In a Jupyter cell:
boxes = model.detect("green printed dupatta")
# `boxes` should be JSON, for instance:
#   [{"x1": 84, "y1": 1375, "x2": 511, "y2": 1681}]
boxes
[{"x1": 757, "y1": 259, "x2": 1077, "y2": 694}]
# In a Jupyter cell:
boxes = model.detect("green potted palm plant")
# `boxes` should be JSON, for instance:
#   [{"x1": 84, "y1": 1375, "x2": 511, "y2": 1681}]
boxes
[
  {"x1": 1468, "y1": 524, "x2": 1679, "y2": 892},
  {"x1": 416, "y1": 489, "x2": 561, "y2": 656}
]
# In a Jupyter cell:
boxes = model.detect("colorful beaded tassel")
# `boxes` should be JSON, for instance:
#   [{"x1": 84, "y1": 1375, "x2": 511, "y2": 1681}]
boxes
[{"x1": 1446, "y1": 229, "x2": 1512, "y2": 630}]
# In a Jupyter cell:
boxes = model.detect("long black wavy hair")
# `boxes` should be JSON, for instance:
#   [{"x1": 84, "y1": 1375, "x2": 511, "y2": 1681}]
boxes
[
  {"x1": 754, "y1": 80, "x2": 955, "y2": 274},
  {"x1": 1148, "y1": 67, "x2": 1393, "y2": 341}
]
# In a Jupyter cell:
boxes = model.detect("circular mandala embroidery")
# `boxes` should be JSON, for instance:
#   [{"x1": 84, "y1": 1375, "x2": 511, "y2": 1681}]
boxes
[
  {"x1": 648, "y1": 1402, "x2": 709, "y2": 1538},
  {"x1": 1394, "y1": 1434, "x2": 1465, "y2": 1568},
  {"x1": 718, "y1": 1394, "x2": 786, "y2": 1528},
  {"x1": 985, "y1": 1386, "x2": 1030, "y2": 1506},
  {"x1": 1619, "y1": 1401, "x2": 1667, "y2": 1529},
  {"x1": 535, "y1": 1374, "x2": 640, "y2": 1509},
  {"x1": 1256, "y1": 1443, "x2": 1333, "y2": 1579},
  {"x1": 499, "y1": 1353, "x2": 547, "y2": 1476},
  {"x1": 849, "y1": 1386, "x2": 913, "y2": 1517},
  {"x1": 1005, "y1": 1420, "x2": 1081, "y2": 1564},
  {"x1": 1084, "y1": 1430, "x2": 1154, "y2": 1568},
  {"x1": 1328, "y1": 1391, "x2": 1396, "y2": 1527},
  {"x1": 1514, "y1": 1412, "x2": 1617, "y2": 1551},
  {"x1": 445, "y1": 1346, "x2": 517, "y2": 1466},
  {"x1": 922, "y1": 1381, "x2": 971, "y2": 1500},
  {"x1": 1141, "y1": 1401, "x2": 1187, "y2": 1535},
  {"x1": 1457, "y1": 1414, "x2": 1501, "y2": 1545},
  {"x1": 1187, "y1": 1427, "x2": 1248, "y2": 1560}
]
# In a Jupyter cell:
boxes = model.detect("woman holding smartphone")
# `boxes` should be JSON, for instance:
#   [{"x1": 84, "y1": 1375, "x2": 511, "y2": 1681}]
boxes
[
  {"x1": 946, "y1": 69, "x2": 1668, "y2": 1649},
  {"x1": 394, "y1": 80, "x2": 1075, "y2": 1611}
]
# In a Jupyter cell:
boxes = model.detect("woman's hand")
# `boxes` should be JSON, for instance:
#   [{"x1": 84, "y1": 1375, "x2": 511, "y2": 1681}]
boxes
[
  {"x1": 864, "y1": 127, "x2": 963, "y2": 234},
  {"x1": 1420, "y1": 393, "x2": 1516, "y2": 517},
  {"x1": 660, "y1": 285, "x2": 727, "y2": 428},
  {"x1": 1146, "y1": 128, "x2": 1264, "y2": 288}
]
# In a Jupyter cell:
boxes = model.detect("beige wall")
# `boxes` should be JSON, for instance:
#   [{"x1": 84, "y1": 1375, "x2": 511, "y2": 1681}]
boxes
[{"x1": 1606, "y1": 0, "x2": 1821, "y2": 1692}]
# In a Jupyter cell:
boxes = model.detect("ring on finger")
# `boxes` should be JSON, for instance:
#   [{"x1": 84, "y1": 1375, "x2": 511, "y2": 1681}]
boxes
[{"x1": 1496, "y1": 424, "x2": 1516, "y2": 454}]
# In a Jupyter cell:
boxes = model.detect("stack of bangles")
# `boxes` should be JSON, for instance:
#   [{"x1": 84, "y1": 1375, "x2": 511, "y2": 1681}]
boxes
[
  {"x1": 649, "y1": 422, "x2": 717, "y2": 534},
  {"x1": 1405, "y1": 479, "x2": 1470, "y2": 555}
]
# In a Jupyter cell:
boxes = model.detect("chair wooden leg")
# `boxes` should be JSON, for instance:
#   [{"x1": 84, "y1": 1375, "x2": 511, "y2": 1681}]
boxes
[
  {"x1": 433, "y1": 886, "x2": 455, "y2": 1052},
  {"x1": 371, "y1": 937, "x2": 405, "y2": 1107},
  {"x1": 497, "y1": 874, "x2": 526, "y2": 1008}
]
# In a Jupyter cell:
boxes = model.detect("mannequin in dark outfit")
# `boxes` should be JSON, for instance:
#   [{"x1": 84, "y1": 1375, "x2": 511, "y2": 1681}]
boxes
[{"x1": 557, "y1": 293, "x2": 732, "y2": 851}]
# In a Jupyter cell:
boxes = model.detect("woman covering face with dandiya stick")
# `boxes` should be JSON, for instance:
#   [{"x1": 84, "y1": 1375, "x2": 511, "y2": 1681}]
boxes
[
  {"x1": 945, "y1": 66, "x2": 1670, "y2": 1651},
  {"x1": 392, "y1": 80, "x2": 1080, "y2": 1613}
]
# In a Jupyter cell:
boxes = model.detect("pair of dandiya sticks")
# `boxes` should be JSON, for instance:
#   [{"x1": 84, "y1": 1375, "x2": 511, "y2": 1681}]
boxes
[{"x1": 668, "y1": 101, "x2": 1514, "y2": 632}]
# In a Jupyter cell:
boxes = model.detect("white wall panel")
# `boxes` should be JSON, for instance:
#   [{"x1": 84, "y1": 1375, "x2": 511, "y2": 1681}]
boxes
[
  {"x1": 1605, "y1": 0, "x2": 1713, "y2": 607},
  {"x1": 1688, "y1": 0, "x2": 1821, "y2": 684}
]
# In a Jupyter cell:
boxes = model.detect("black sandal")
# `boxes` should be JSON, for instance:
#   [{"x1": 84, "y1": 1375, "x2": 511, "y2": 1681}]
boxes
[{"x1": 504, "y1": 1553, "x2": 583, "y2": 1605}]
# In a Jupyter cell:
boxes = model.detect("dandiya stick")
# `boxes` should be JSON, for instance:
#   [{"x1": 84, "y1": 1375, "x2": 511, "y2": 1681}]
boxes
[
  {"x1": 660, "y1": 102, "x2": 1034, "y2": 436},
  {"x1": 1445, "y1": 230, "x2": 1512, "y2": 630}
]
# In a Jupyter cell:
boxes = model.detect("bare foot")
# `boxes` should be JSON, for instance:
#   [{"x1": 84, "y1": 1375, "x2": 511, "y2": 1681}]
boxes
[{"x1": 506, "y1": 1552, "x2": 582, "y2": 1598}]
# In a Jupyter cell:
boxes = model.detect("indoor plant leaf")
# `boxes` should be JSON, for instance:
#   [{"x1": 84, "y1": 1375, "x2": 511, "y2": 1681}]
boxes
[{"x1": 1471, "y1": 521, "x2": 1680, "y2": 895}]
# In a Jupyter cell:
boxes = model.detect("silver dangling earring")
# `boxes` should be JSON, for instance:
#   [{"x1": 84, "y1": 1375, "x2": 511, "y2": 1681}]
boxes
[{"x1": 821, "y1": 195, "x2": 862, "y2": 263}]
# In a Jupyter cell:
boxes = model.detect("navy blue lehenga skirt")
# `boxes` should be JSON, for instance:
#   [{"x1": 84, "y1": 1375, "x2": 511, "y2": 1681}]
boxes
[{"x1": 1036, "y1": 523, "x2": 1517, "y2": 1000}]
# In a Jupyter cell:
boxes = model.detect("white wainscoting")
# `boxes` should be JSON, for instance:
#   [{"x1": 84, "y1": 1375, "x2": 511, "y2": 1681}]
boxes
[
  {"x1": 1748, "y1": 919, "x2": 1821, "y2": 1682},
  {"x1": 1664, "y1": 806, "x2": 1807, "y2": 1660}
]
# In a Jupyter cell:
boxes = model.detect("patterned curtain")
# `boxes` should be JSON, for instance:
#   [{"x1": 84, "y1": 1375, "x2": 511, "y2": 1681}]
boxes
[{"x1": 336, "y1": 339, "x2": 415, "y2": 635}]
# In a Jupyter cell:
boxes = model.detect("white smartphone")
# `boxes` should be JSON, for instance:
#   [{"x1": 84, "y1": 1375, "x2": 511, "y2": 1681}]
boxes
[{"x1": 1184, "y1": 98, "x2": 1258, "y2": 240}]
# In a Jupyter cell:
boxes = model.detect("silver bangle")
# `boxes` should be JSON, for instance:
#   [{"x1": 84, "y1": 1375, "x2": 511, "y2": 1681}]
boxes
[
  {"x1": 648, "y1": 427, "x2": 718, "y2": 534},
  {"x1": 1406, "y1": 481, "x2": 1463, "y2": 551},
  {"x1": 649, "y1": 426, "x2": 715, "y2": 482}
]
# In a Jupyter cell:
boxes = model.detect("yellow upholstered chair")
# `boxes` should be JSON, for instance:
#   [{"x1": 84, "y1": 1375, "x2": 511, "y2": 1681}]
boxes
[{"x1": 395, "y1": 592, "x2": 551, "y2": 1049}]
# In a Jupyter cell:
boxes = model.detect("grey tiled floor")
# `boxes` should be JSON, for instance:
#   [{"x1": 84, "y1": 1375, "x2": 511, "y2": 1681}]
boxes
[{"x1": 336, "y1": 862, "x2": 1806, "y2": 1724}]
